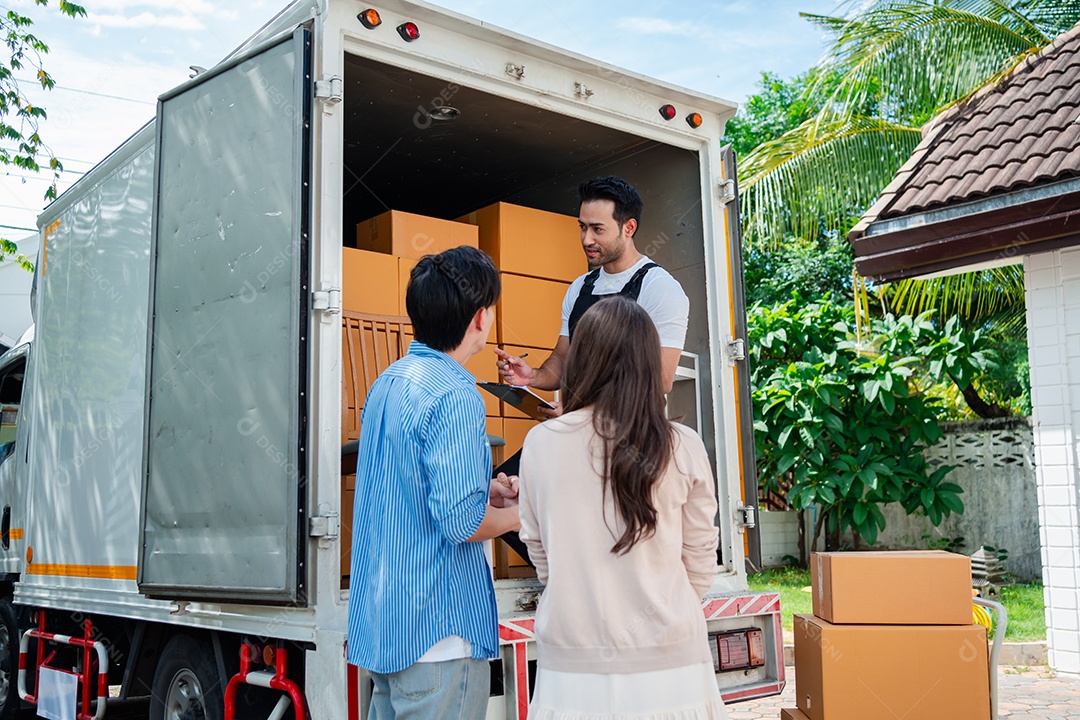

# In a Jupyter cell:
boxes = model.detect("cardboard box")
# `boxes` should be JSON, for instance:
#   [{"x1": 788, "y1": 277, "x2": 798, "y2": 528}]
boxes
[
  {"x1": 465, "y1": 345, "x2": 502, "y2": 417},
  {"x1": 498, "y1": 273, "x2": 569, "y2": 348},
  {"x1": 811, "y1": 551, "x2": 972, "y2": 625},
  {"x1": 498, "y1": 345, "x2": 555, "y2": 418},
  {"x1": 398, "y1": 257, "x2": 417, "y2": 316},
  {"x1": 458, "y1": 202, "x2": 585, "y2": 282},
  {"x1": 356, "y1": 210, "x2": 478, "y2": 259},
  {"x1": 794, "y1": 614, "x2": 989, "y2": 720},
  {"x1": 342, "y1": 248, "x2": 399, "y2": 315},
  {"x1": 780, "y1": 710, "x2": 811, "y2": 720},
  {"x1": 502, "y1": 417, "x2": 539, "y2": 458}
]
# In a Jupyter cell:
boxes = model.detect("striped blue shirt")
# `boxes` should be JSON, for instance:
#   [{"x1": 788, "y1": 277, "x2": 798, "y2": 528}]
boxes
[{"x1": 346, "y1": 341, "x2": 497, "y2": 674}]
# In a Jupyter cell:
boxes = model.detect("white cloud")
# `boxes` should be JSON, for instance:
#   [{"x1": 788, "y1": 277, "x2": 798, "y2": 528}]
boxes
[
  {"x1": 615, "y1": 16, "x2": 702, "y2": 36},
  {"x1": 87, "y1": 12, "x2": 206, "y2": 30}
]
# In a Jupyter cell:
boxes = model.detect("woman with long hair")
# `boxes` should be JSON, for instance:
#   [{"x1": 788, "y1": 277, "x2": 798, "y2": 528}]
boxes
[{"x1": 519, "y1": 296, "x2": 727, "y2": 719}]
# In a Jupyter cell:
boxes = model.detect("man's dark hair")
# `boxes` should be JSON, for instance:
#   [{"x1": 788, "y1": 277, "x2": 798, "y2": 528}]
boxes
[
  {"x1": 578, "y1": 175, "x2": 643, "y2": 232},
  {"x1": 405, "y1": 246, "x2": 500, "y2": 352}
]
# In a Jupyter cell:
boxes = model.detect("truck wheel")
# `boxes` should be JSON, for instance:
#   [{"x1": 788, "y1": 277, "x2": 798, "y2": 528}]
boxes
[
  {"x1": 150, "y1": 635, "x2": 224, "y2": 720},
  {"x1": 0, "y1": 599, "x2": 18, "y2": 720}
]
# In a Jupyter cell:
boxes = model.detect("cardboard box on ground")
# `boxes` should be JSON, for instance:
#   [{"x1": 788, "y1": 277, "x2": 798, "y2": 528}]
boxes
[
  {"x1": 788, "y1": 551, "x2": 988, "y2": 720},
  {"x1": 793, "y1": 615, "x2": 989, "y2": 720},
  {"x1": 811, "y1": 551, "x2": 972, "y2": 624}
]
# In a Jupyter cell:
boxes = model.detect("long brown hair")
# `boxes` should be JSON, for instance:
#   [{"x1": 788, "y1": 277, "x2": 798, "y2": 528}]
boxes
[{"x1": 562, "y1": 296, "x2": 675, "y2": 554}]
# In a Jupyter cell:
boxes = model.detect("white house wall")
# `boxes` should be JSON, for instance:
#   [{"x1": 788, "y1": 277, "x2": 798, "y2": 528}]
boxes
[{"x1": 1024, "y1": 248, "x2": 1080, "y2": 673}]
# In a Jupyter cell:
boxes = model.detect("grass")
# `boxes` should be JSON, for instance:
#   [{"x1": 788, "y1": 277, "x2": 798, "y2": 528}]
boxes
[
  {"x1": 998, "y1": 582, "x2": 1046, "y2": 642},
  {"x1": 747, "y1": 568, "x2": 1046, "y2": 642},
  {"x1": 747, "y1": 567, "x2": 812, "y2": 635}
]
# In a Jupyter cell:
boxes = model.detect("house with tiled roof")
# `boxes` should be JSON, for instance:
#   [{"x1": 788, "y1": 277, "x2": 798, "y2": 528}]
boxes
[{"x1": 849, "y1": 23, "x2": 1080, "y2": 673}]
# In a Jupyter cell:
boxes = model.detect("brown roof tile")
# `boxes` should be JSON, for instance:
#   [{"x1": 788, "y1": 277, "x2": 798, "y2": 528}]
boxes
[{"x1": 858, "y1": 22, "x2": 1080, "y2": 225}]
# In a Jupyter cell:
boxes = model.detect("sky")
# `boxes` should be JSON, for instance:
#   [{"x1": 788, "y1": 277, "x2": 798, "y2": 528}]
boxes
[{"x1": 0, "y1": 0, "x2": 842, "y2": 237}]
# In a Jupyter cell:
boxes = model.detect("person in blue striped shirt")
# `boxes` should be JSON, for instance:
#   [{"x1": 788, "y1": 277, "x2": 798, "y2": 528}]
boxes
[{"x1": 347, "y1": 245, "x2": 520, "y2": 719}]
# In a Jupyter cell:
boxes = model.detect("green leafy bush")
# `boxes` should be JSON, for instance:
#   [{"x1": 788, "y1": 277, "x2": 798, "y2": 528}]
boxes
[{"x1": 750, "y1": 295, "x2": 996, "y2": 548}]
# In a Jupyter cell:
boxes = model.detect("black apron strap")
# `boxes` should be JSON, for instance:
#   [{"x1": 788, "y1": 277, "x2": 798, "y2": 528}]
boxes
[
  {"x1": 566, "y1": 269, "x2": 602, "y2": 343},
  {"x1": 567, "y1": 263, "x2": 660, "y2": 343},
  {"x1": 618, "y1": 262, "x2": 659, "y2": 301}
]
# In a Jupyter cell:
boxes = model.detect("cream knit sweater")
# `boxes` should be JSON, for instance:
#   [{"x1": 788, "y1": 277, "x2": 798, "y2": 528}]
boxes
[{"x1": 518, "y1": 409, "x2": 720, "y2": 674}]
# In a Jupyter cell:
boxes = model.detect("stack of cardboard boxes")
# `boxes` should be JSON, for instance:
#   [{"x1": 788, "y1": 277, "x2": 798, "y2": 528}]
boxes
[
  {"x1": 456, "y1": 201, "x2": 584, "y2": 459},
  {"x1": 781, "y1": 551, "x2": 990, "y2": 720},
  {"x1": 341, "y1": 203, "x2": 584, "y2": 578}
]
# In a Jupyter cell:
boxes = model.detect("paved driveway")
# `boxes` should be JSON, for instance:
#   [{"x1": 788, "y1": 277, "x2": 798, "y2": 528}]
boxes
[{"x1": 729, "y1": 666, "x2": 1080, "y2": 719}]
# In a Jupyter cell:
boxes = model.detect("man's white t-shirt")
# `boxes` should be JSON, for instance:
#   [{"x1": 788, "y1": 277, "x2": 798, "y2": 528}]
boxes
[{"x1": 559, "y1": 256, "x2": 690, "y2": 349}]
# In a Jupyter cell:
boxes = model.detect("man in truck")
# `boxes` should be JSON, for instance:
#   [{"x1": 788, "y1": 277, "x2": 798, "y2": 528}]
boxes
[
  {"x1": 347, "y1": 246, "x2": 521, "y2": 718},
  {"x1": 495, "y1": 175, "x2": 690, "y2": 407},
  {"x1": 494, "y1": 176, "x2": 691, "y2": 563}
]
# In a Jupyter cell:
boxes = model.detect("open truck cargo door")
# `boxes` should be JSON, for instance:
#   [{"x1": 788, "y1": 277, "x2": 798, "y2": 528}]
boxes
[
  {"x1": 720, "y1": 145, "x2": 762, "y2": 573},
  {"x1": 139, "y1": 25, "x2": 313, "y2": 603}
]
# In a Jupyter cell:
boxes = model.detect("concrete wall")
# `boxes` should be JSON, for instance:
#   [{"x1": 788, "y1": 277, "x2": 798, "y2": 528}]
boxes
[
  {"x1": 759, "y1": 509, "x2": 814, "y2": 568},
  {"x1": 1024, "y1": 249, "x2": 1080, "y2": 674},
  {"x1": 839, "y1": 418, "x2": 1042, "y2": 582}
]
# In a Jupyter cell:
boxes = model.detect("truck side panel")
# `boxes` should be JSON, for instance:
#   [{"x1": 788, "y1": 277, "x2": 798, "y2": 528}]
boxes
[{"x1": 21, "y1": 132, "x2": 155, "y2": 596}]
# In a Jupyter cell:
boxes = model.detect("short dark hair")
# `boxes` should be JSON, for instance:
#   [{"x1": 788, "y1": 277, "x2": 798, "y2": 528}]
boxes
[
  {"x1": 405, "y1": 246, "x2": 500, "y2": 351},
  {"x1": 578, "y1": 175, "x2": 643, "y2": 232}
]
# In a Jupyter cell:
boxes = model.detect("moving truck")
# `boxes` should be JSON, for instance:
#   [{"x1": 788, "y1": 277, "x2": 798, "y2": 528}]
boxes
[{"x1": 0, "y1": 1, "x2": 783, "y2": 718}]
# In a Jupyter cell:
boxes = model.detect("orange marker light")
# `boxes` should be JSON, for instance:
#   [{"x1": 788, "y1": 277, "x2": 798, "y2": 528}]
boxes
[
  {"x1": 397, "y1": 22, "x2": 420, "y2": 41},
  {"x1": 262, "y1": 644, "x2": 276, "y2": 666},
  {"x1": 686, "y1": 112, "x2": 703, "y2": 128},
  {"x1": 659, "y1": 104, "x2": 677, "y2": 120},
  {"x1": 358, "y1": 9, "x2": 382, "y2": 29}
]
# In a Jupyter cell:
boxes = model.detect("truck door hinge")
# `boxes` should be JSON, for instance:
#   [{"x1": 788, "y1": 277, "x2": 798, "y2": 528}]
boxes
[
  {"x1": 735, "y1": 504, "x2": 757, "y2": 531},
  {"x1": 315, "y1": 75, "x2": 343, "y2": 111},
  {"x1": 718, "y1": 179, "x2": 736, "y2": 205},
  {"x1": 309, "y1": 503, "x2": 339, "y2": 548},
  {"x1": 726, "y1": 337, "x2": 746, "y2": 364},
  {"x1": 312, "y1": 287, "x2": 341, "y2": 322},
  {"x1": 574, "y1": 82, "x2": 594, "y2": 100},
  {"x1": 505, "y1": 63, "x2": 526, "y2": 80}
]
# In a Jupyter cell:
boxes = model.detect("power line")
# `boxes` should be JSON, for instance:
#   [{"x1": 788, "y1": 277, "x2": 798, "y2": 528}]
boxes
[
  {"x1": 12, "y1": 76, "x2": 155, "y2": 106},
  {"x1": 1, "y1": 169, "x2": 84, "y2": 181},
  {"x1": 0, "y1": 202, "x2": 42, "y2": 212},
  {"x1": 0, "y1": 148, "x2": 96, "y2": 166},
  {"x1": 0, "y1": 224, "x2": 35, "y2": 232}
]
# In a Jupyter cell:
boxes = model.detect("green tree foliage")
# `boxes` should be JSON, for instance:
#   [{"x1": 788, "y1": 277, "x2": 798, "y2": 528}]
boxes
[
  {"x1": 735, "y1": 0, "x2": 1075, "y2": 419},
  {"x1": 722, "y1": 70, "x2": 837, "y2": 157},
  {"x1": 0, "y1": 0, "x2": 86, "y2": 271},
  {"x1": 740, "y1": 0, "x2": 1080, "y2": 248},
  {"x1": 744, "y1": 234, "x2": 855, "y2": 308},
  {"x1": 750, "y1": 296, "x2": 997, "y2": 548}
]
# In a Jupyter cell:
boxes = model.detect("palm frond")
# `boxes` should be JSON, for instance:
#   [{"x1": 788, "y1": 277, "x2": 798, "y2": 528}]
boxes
[
  {"x1": 739, "y1": 115, "x2": 922, "y2": 247},
  {"x1": 803, "y1": 1, "x2": 1070, "y2": 125},
  {"x1": 886, "y1": 264, "x2": 1026, "y2": 329}
]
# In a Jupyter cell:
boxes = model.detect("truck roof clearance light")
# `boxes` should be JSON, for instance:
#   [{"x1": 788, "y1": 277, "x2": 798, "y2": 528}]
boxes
[
  {"x1": 358, "y1": 9, "x2": 382, "y2": 29},
  {"x1": 686, "y1": 112, "x2": 703, "y2": 128},
  {"x1": 659, "y1": 104, "x2": 677, "y2": 120},
  {"x1": 397, "y1": 22, "x2": 421, "y2": 41}
]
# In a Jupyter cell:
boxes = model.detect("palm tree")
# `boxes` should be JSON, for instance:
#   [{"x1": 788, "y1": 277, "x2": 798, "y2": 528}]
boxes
[{"x1": 740, "y1": 0, "x2": 1080, "y2": 325}]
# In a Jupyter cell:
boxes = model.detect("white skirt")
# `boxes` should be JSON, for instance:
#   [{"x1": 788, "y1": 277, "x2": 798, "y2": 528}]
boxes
[{"x1": 528, "y1": 662, "x2": 730, "y2": 720}]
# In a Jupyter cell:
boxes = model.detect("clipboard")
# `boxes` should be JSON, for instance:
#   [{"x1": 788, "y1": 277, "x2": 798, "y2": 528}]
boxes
[{"x1": 478, "y1": 382, "x2": 554, "y2": 421}]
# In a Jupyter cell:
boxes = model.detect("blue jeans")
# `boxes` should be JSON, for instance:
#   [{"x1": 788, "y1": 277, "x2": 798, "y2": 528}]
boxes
[{"x1": 369, "y1": 658, "x2": 489, "y2": 720}]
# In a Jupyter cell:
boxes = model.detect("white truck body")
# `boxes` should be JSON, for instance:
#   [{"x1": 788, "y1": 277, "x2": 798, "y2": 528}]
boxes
[{"x1": 0, "y1": 2, "x2": 782, "y2": 718}]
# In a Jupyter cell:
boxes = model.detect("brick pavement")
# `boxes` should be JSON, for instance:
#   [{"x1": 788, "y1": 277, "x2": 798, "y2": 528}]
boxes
[{"x1": 728, "y1": 666, "x2": 1080, "y2": 719}]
